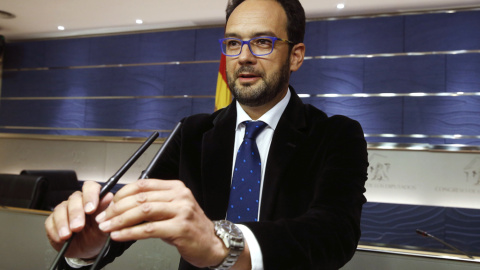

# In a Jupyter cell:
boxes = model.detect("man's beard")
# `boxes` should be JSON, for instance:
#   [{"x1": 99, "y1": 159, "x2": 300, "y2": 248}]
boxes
[{"x1": 227, "y1": 60, "x2": 290, "y2": 107}]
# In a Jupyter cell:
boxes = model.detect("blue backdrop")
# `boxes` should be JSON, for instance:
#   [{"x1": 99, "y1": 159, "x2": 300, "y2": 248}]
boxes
[
  {"x1": 1, "y1": 10, "x2": 480, "y2": 143},
  {"x1": 2, "y1": 9, "x2": 480, "y2": 255}
]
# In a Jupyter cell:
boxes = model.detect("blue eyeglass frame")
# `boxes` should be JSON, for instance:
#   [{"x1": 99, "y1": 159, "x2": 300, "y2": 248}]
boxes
[{"x1": 219, "y1": 36, "x2": 294, "y2": 57}]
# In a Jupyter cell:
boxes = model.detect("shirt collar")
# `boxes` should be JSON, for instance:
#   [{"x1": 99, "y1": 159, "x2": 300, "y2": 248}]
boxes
[{"x1": 235, "y1": 88, "x2": 291, "y2": 130}]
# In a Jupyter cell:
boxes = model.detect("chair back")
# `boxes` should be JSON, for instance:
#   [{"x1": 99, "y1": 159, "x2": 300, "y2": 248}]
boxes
[
  {"x1": 20, "y1": 170, "x2": 80, "y2": 210},
  {"x1": 0, "y1": 174, "x2": 48, "y2": 209}
]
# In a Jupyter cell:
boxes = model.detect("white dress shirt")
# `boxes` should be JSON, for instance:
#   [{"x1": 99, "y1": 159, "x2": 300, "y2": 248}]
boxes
[{"x1": 233, "y1": 89, "x2": 291, "y2": 270}]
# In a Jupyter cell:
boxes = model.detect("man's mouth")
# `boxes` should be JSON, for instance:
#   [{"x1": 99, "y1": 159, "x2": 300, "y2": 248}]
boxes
[
  {"x1": 237, "y1": 73, "x2": 260, "y2": 83},
  {"x1": 239, "y1": 73, "x2": 257, "y2": 78}
]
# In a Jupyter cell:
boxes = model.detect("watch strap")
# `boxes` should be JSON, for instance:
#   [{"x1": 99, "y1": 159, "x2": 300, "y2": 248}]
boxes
[{"x1": 209, "y1": 220, "x2": 244, "y2": 270}]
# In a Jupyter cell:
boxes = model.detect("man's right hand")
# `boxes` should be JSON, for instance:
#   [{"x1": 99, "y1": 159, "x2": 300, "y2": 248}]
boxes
[{"x1": 45, "y1": 181, "x2": 114, "y2": 259}]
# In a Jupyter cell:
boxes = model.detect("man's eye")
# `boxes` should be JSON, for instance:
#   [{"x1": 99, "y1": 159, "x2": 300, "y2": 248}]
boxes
[
  {"x1": 227, "y1": 40, "x2": 241, "y2": 47},
  {"x1": 254, "y1": 38, "x2": 272, "y2": 46}
]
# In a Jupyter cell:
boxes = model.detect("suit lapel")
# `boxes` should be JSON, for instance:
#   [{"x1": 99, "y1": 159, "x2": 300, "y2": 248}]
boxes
[
  {"x1": 201, "y1": 104, "x2": 237, "y2": 220},
  {"x1": 260, "y1": 90, "x2": 308, "y2": 220}
]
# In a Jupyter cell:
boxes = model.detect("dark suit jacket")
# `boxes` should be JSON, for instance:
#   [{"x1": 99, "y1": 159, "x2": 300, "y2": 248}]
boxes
[{"x1": 61, "y1": 88, "x2": 368, "y2": 270}]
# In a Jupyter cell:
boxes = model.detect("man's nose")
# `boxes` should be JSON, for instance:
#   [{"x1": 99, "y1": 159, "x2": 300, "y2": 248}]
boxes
[{"x1": 237, "y1": 43, "x2": 256, "y2": 64}]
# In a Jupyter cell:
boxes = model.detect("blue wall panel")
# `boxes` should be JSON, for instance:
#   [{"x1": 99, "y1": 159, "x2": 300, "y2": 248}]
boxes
[
  {"x1": 84, "y1": 99, "x2": 192, "y2": 131},
  {"x1": 164, "y1": 63, "x2": 218, "y2": 95},
  {"x1": 134, "y1": 98, "x2": 194, "y2": 130},
  {"x1": 405, "y1": 11, "x2": 480, "y2": 52},
  {"x1": 446, "y1": 54, "x2": 480, "y2": 92},
  {"x1": 404, "y1": 96, "x2": 480, "y2": 135},
  {"x1": 364, "y1": 55, "x2": 446, "y2": 93},
  {"x1": 84, "y1": 99, "x2": 139, "y2": 129},
  {"x1": 327, "y1": 16, "x2": 404, "y2": 55},
  {"x1": 307, "y1": 97, "x2": 403, "y2": 134},
  {"x1": 2, "y1": 66, "x2": 167, "y2": 97},
  {"x1": 0, "y1": 99, "x2": 86, "y2": 128},
  {"x1": 103, "y1": 66, "x2": 166, "y2": 96},
  {"x1": 445, "y1": 208, "x2": 480, "y2": 253},
  {"x1": 87, "y1": 34, "x2": 143, "y2": 65},
  {"x1": 191, "y1": 98, "x2": 215, "y2": 115},
  {"x1": 138, "y1": 30, "x2": 197, "y2": 63},
  {"x1": 290, "y1": 58, "x2": 364, "y2": 94},
  {"x1": 304, "y1": 21, "x2": 328, "y2": 56},
  {"x1": 194, "y1": 27, "x2": 225, "y2": 61},
  {"x1": 44, "y1": 38, "x2": 91, "y2": 67}
]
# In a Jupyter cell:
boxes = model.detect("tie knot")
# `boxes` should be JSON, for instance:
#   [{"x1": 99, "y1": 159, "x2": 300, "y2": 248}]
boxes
[{"x1": 244, "y1": 121, "x2": 267, "y2": 140}]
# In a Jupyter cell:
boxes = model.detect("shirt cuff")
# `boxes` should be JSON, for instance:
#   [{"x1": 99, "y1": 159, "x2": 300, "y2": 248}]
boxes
[
  {"x1": 65, "y1": 245, "x2": 110, "y2": 268},
  {"x1": 236, "y1": 224, "x2": 264, "y2": 270},
  {"x1": 65, "y1": 257, "x2": 95, "y2": 268}
]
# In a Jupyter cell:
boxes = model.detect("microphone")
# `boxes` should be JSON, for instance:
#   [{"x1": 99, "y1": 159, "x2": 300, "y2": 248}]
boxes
[
  {"x1": 415, "y1": 229, "x2": 474, "y2": 259},
  {"x1": 89, "y1": 122, "x2": 182, "y2": 270},
  {"x1": 48, "y1": 131, "x2": 159, "y2": 270}
]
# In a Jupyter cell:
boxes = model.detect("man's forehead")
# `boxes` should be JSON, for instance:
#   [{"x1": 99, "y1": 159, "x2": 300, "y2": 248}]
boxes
[{"x1": 225, "y1": 0, "x2": 287, "y2": 38}]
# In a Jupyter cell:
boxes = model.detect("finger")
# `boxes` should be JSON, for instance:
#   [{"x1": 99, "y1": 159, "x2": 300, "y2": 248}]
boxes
[
  {"x1": 113, "y1": 179, "x2": 181, "y2": 203},
  {"x1": 98, "y1": 179, "x2": 181, "y2": 222},
  {"x1": 98, "y1": 192, "x2": 114, "y2": 213},
  {"x1": 67, "y1": 191, "x2": 87, "y2": 232},
  {"x1": 82, "y1": 181, "x2": 101, "y2": 214},
  {"x1": 51, "y1": 201, "x2": 72, "y2": 240},
  {"x1": 96, "y1": 189, "x2": 175, "y2": 223},
  {"x1": 109, "y1": 219, "x2": 179, "y2": 242},
  {"x1": 45, "y1": 213, "x2": 62, "y2": 245},
  {"x1": 98, "y1": 201, "x2": 176, "y2": 233},
  {"x1": 93, "y1": 192, "x2": 114, "y2": 222}
]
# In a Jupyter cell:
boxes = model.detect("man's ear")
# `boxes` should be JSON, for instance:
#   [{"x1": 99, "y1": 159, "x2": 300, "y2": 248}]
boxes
[{"x1": 289, "y1": 43, "x2": 305, "y2": 72}]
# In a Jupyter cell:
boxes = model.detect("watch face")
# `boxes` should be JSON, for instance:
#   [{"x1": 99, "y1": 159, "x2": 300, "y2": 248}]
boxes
[
  {"x1": 217, "y1": 220, "x2": 240, "y2": 236},
  {"x1": 215, "y1": 220, "x2": 244, "y2": 251},
  {"x1": 221, "y1": 220, "x2": 241, "y2": 235}
]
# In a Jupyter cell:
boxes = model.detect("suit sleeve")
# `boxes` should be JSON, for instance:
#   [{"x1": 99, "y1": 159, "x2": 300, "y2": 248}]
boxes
[{"x1": 245, "y1": 116, "x2": 368, "y2": 270}]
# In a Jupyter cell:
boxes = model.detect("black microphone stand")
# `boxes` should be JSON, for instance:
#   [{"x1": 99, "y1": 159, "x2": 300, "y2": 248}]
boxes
[{"x1": 416, "y1": 229, "x2": 475, "y2": 259}]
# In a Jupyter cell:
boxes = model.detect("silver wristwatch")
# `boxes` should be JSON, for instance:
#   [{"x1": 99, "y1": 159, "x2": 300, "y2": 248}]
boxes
[{"x1": 209, "y1": 220, "x2": 245, "y2": 270}]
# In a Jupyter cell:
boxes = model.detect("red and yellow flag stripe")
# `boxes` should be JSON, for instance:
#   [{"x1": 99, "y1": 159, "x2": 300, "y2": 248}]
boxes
[{"x1": 214, "y1": 54, "x2": 232, "y2": 111}]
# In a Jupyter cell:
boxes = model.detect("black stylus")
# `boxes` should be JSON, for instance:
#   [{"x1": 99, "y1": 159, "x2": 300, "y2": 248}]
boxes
[
  {"x1": 48, "y1": 131, "x2": 159, "y2": 270},
  {"x1": 89, "y1": 122, "x2": 182, "y2": 270}
]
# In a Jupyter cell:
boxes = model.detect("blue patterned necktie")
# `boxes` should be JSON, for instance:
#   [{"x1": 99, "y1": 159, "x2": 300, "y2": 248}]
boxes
[{"x1": 227, "y1": 121, "x2": 268, "y2": 222}]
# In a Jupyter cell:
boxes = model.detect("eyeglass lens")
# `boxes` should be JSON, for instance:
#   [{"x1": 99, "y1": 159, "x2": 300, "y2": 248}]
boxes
[{"x1": 222, "y1": 37, "x2": 275, "y2": 56}]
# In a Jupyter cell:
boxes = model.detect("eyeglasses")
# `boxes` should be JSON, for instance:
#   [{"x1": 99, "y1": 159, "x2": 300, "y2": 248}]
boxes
[{"x1": 219, "y1": 36, "x2": 294, "y2": 57}]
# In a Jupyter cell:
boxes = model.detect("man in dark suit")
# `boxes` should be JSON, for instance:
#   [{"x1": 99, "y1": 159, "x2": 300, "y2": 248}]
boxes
[{"x1": 45, "y1": 0, "x2": 368, "y2": 269}]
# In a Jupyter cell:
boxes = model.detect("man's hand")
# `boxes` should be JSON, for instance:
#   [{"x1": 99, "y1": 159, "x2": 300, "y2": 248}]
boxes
[
  {"x1": 45, "y1": 181, "x2": 113, "y2": 259},
  {"x1": 95, "y1": 179, "x2": 228, "y2": 268}
]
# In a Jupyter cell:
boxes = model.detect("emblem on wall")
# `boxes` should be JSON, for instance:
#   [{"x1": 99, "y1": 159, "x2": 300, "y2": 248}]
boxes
[
  {"x1": 368, "y1": 153, "x2": 391, "y2": 181},
  {"x1": 464, "y1": 157, "x2": 480, "y2": 185}
]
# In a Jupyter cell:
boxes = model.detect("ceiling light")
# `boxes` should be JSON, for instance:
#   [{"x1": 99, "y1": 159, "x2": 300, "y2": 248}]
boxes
[
  {"x1": 136, "y1": 19, "x2": 143, "y2": 24},
  {"x1": 57, "y1": 26, "x2": 65, "y2": 31},
  {"x1": 337, "y1": 3, "x2": 345, "y2": 9}
]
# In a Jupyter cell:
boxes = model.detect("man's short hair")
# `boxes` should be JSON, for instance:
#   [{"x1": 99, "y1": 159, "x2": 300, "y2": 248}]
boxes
[{"x1": 225, "y1": 0, "x2": 306, "y2": 44}]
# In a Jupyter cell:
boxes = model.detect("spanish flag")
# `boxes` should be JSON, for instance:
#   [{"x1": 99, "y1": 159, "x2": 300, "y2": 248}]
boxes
[{"x1": 214, "y1": 54, "x2": 232, "y2": 111}]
